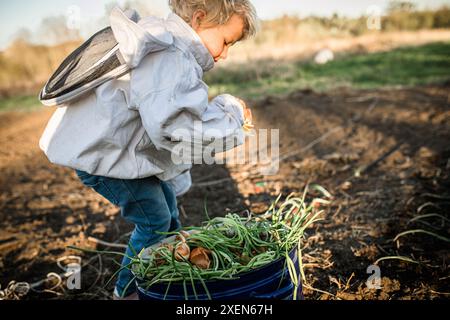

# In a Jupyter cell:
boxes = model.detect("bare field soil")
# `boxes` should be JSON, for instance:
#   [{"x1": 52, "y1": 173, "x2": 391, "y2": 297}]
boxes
[{"x1": 0, "y1": 84, "x2": 449, "y2": 299}]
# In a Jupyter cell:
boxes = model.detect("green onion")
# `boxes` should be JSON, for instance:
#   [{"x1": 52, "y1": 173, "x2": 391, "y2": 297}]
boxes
[
  {"x1": 70, "y1": 186, "x2": 329, "y2": 300},
  {"x1": 130, "y1": 188, "x2": 328, "y2": 300}
]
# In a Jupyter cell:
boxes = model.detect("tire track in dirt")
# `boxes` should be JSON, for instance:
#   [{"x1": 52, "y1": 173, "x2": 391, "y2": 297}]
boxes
[
  {"x1": 225, "y1": 85, "x2": 450, "y2": 299},
  {"x1": 0, "y1": 109, "x2": 55, "y2": 186}
]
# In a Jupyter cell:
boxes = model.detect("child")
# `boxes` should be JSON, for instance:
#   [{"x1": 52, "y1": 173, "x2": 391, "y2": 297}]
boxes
[{"x1": 39, "y1": 0, "x2": 258, "y2": 299}]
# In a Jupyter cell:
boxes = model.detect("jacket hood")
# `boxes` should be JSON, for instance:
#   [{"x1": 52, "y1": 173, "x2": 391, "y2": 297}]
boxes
[
  {"x1": 39, "y1": 7, "x2": 174, "y2": 107},
  {"x1": 110, "y1": 7, "x2": 174, "y2": 68}
]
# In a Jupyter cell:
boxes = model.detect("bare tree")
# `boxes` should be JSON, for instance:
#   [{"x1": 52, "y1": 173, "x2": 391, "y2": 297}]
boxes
[
  {"x1": 99, "y1": 0, "x2": 166, "y2": 25},
  {"x1": 387, "y1": 1, "x2": 417, "y2": 13},
  {"x1": 13, "y1": 28, "x2": 33, "y2": 44},
  {"x1": 36, "y1": 15, "x2": 81, "y2": 45}
]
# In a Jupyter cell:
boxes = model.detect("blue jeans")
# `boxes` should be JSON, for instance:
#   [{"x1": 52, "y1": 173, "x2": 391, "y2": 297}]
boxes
[{"x1": 75, "y1": 170, "x2": 181, "y2": 297}]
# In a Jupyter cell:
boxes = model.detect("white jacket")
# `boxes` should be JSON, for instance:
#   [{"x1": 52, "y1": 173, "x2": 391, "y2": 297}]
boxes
[{"x1": 39, "y1": 8, "x2": 245, "y2": 196}]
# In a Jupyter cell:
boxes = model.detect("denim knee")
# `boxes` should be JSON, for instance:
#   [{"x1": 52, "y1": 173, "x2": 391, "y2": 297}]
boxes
[{"x1": 132, "y1": 218, "x2": 171, "y2": 247}]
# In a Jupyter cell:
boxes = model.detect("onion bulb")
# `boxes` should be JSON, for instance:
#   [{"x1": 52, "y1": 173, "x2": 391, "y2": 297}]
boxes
[
  {"x1": 174, "y1": 242, "x2": 190, "y2": 261},
  {"x1": 189, "y1": 247, "x2": 211, "y2": 269}
]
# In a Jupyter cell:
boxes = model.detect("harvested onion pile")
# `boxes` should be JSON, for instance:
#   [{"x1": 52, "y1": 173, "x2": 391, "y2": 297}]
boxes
[{"x1": 131, "y1": 186, "x2": 331, "y2": 299}]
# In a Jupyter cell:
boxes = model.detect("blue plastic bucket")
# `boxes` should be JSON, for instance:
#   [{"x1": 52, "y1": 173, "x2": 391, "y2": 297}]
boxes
[{"x1": 135, "y1": 247, "x2": 303, "y2": 300}]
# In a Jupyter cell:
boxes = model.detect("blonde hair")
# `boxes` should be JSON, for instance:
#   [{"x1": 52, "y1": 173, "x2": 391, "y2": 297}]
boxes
[{"x1": 168, "y1": 0, "x2": 258, "y2": 40}]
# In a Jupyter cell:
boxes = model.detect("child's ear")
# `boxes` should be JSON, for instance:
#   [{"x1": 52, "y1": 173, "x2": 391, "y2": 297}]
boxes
[{"x1": 191, "y1": 9, "x2": 207, "y2": 30}]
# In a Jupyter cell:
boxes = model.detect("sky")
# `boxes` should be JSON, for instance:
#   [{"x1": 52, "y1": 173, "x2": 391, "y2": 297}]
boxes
[{"x1": 1, "y1": 0, "x2": 449, "y2": 49}]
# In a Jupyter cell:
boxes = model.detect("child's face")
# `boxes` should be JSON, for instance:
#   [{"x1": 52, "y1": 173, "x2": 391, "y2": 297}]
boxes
[{"x1": 191, "y1": 13, "x2": 245, "y2": 63}]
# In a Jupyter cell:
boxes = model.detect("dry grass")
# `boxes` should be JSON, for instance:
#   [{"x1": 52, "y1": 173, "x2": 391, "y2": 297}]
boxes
[
  {"x1": 0, "y1": 40, "x2": 81, "y2": 97},
  {"x1": 227, "y1": 29, "x2": 450, "y2": 64}
]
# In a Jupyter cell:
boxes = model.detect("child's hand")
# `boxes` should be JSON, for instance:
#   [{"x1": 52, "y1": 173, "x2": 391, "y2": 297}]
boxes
[
  {"x1": 236, "y1": 98, "x2": 254, "y2": 131},
  {"x1": 243, "y1": 108, "x2": 254, "y2": 131}
]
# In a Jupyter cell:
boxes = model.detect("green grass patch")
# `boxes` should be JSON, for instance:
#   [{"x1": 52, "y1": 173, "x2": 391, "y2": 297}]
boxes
[
  {"x1": 0, "y1": 94, "x2": 41, "y2": 113},
  {"x1": 206, "y1": 41, "x2": 450, "y2": 99},
  {"x1": 2, "y1": 42, "x2": 449, "y2": 111}
]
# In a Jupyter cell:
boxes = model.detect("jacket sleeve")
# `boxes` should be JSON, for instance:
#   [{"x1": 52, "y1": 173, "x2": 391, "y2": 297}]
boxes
[
  {"x1": 137, "y1": 62, "x2": 245, "y2": 163},
  {"x1": 166, "y1": 170, "x2": 192, "y2": 197}
]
